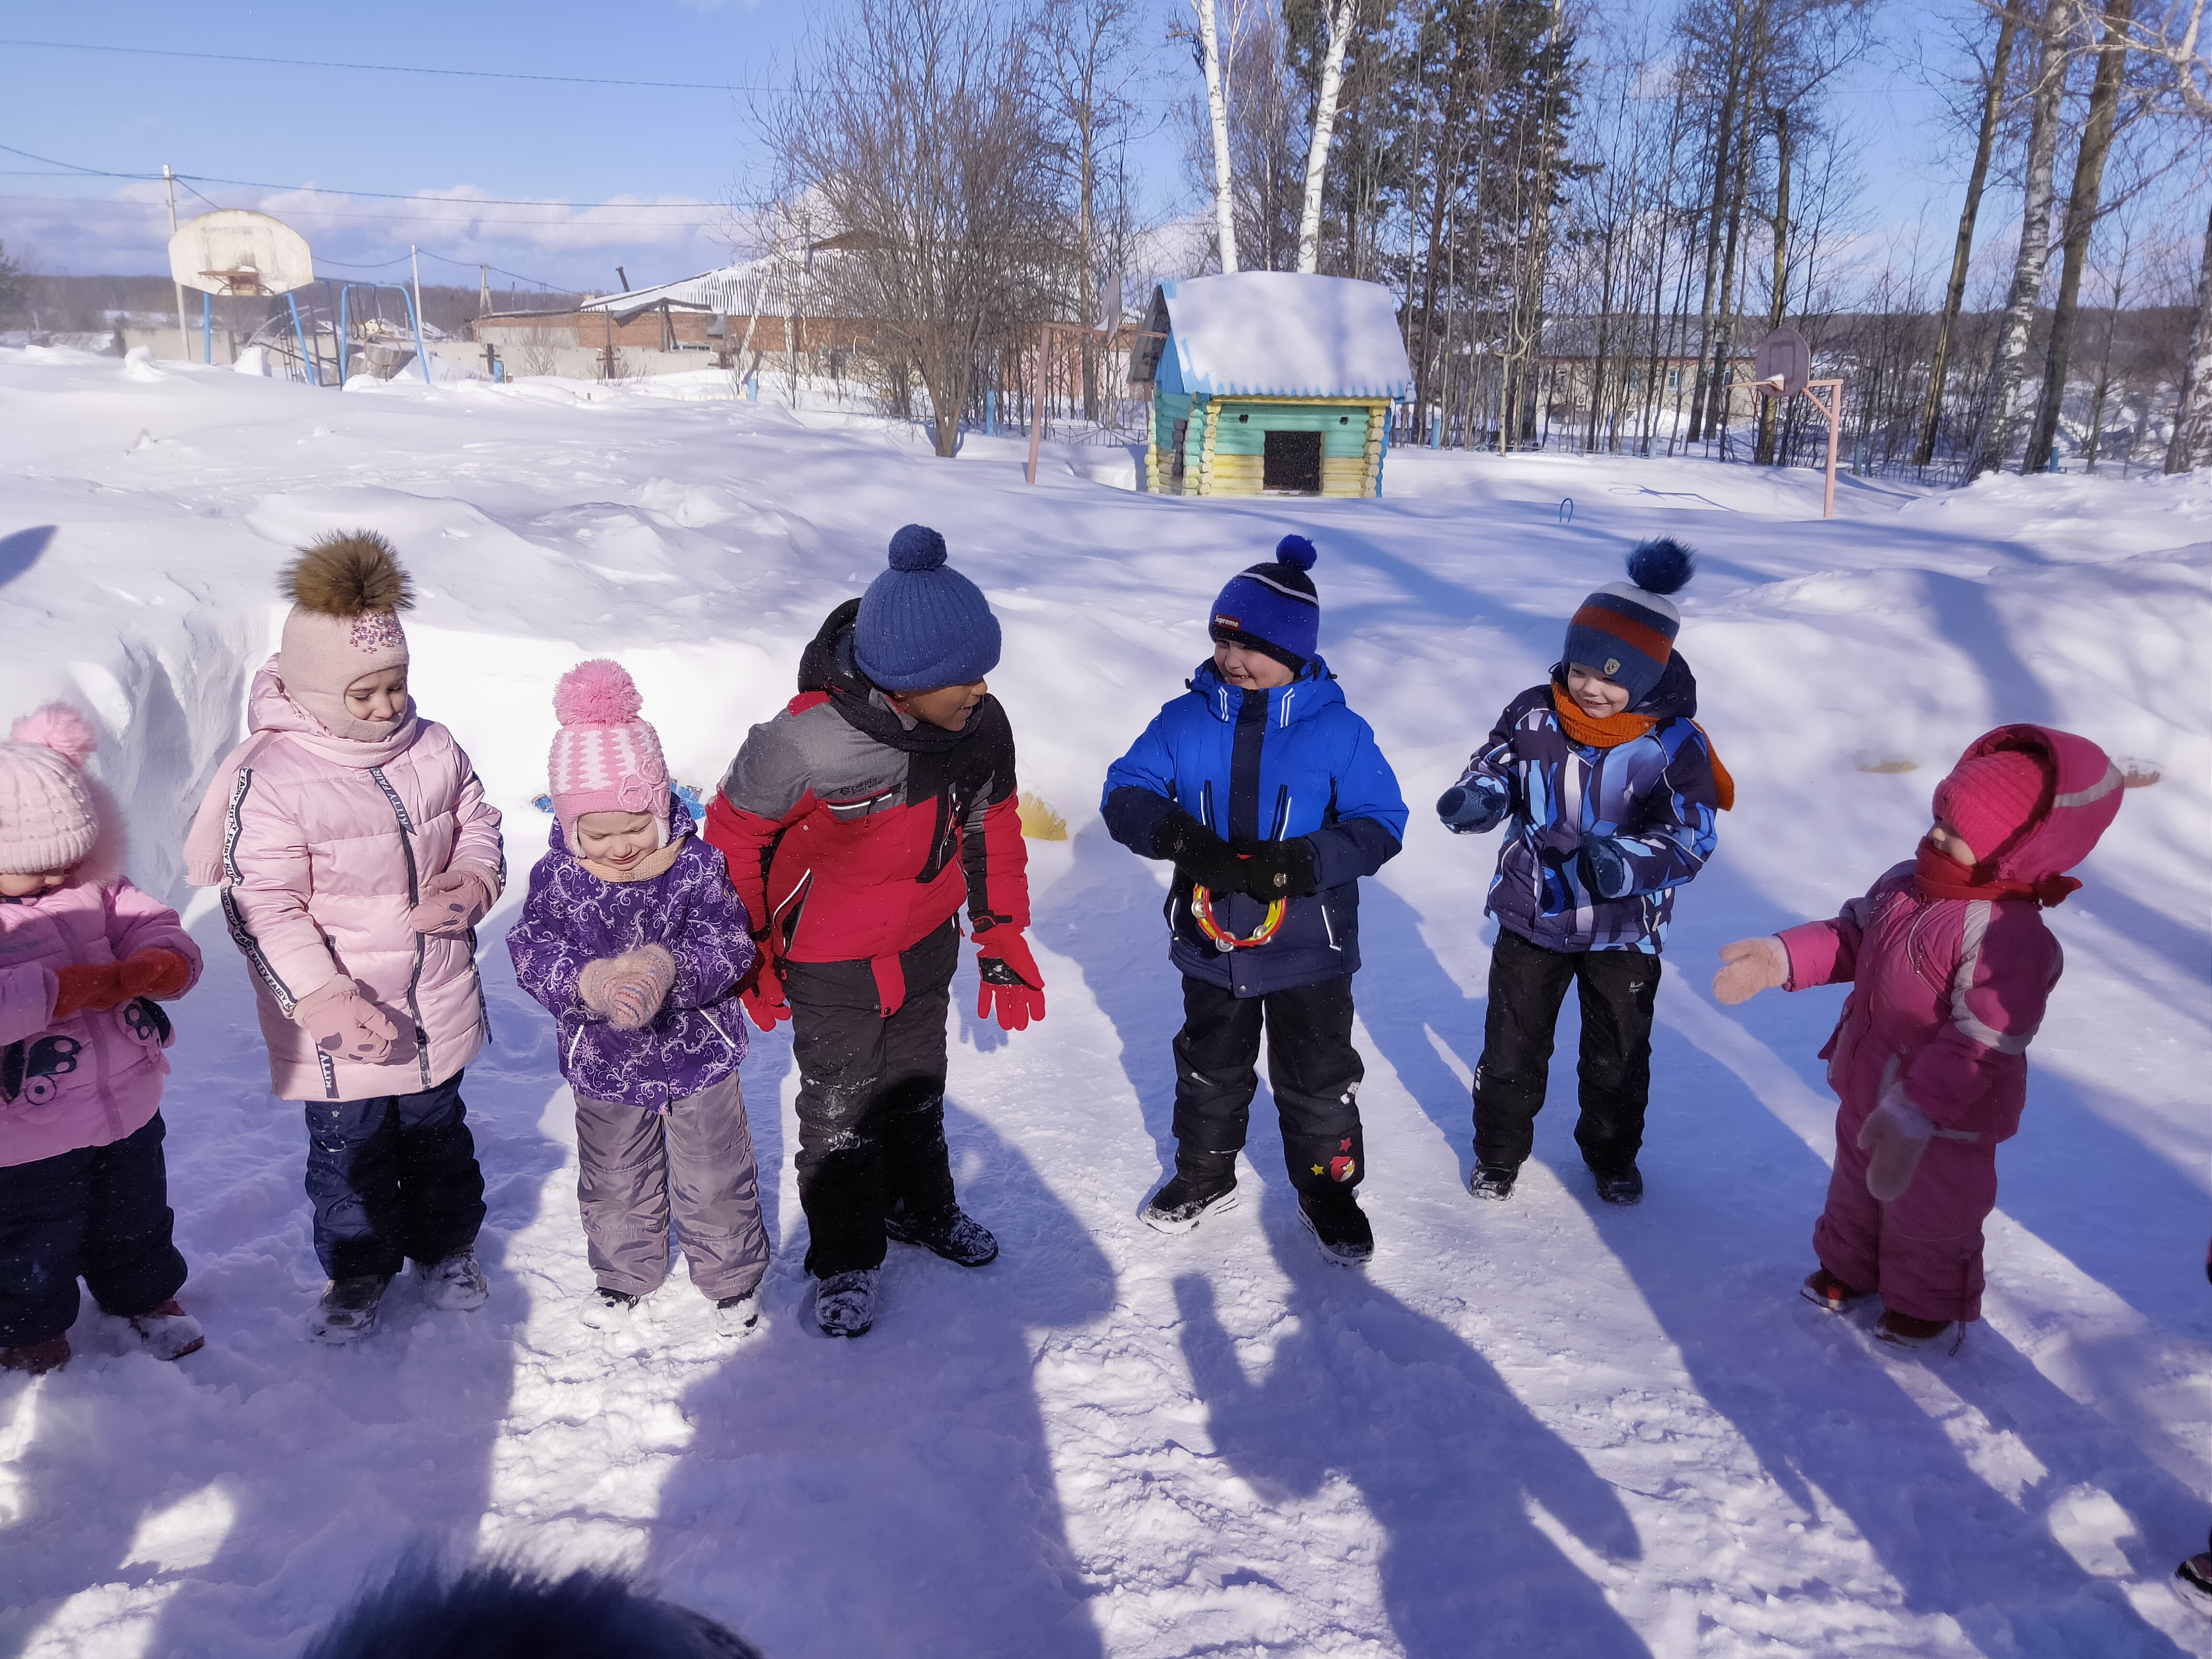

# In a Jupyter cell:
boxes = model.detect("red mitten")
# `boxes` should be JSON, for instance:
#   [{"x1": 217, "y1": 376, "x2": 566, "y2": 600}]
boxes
[
  {"x1": 118, "y1": 948, "x2": 192, "y2": 1001},
  {"x1": 975, "y1": 929, "x2": 1046, "y2": 1034},
  {"x1": 52, "y1": 963, "x2": 127, "y2": 1020},
  {"x1": 738, "y1": 934, "x2": 790, "y2": 1033}
]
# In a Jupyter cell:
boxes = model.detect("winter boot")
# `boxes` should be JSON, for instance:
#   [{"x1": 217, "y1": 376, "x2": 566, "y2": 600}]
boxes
[
  {"x1": 1592, "y1": 1164, "x2": 1644, "y2": 1206},
  {"x1": 1875, "y1": 1309, "x2": 1954, "y2": 1350},
  {"x1": 2174, "y1": 1546, "x2": 2212, "y2": 1614},
  {"x1": 1142, "y1": 1169, "x2": 1240, "y2": 1235},
  {"x1": 1468, "y1": 1163, "x2": 1519, "y2": 1202},
  {"x1": 1297, "y1": 1186, "x2": 1374, "y2": 1267},
  {"x1": 712, "y1": 1292, "x2": 761, "y2": 1340},
  {"x1": 1801, "y1": 1267, "x2": 1874, "y2": 1314},
  {"x1": 128, "y1": 1299, "x2": 205, "y2": 1360},
  {"x1": 815, "y1": 1268, "x2": 878, "y2": 1339},
  {"x1": 0, "y1": 1335, "x2": 70, "y2": 1375},
  {"x1": 885, "y1": 1205, "x2": 998, "y2": 1268},
  {"x1": 418, "y1": 1248, "x2": 490, "y2": 1311},
  {"x1": 309, "y1": 1274, "x2": 393, "y2": 1344},
  {"x1": 578, "y1": 1286, "x2": 640, "y2": 1332}
]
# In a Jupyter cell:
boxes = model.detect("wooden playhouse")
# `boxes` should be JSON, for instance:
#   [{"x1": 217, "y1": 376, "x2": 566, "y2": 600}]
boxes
[{"x1": 1130, "y1": 273, "x2": 1412, "y2": 498}]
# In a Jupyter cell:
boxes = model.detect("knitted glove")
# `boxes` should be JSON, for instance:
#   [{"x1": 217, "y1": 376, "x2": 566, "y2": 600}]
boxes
[
  {"x1": 118, "y1": 948, "x2": 192, "y2": 1001},
  {"x1": 52, "y1": 963, "x2": 127, "y2": 1019},
  {"x1": 736, "y1": 933, "x2": 790, "y2": 1033},
  {"x1": 975, "y1": 928, "x2": 1046, "y2": 1033},
  {"x1": 1437, "y1": 777, "x2": 1510, "y2": 835},
  {"x1": 1237, "y1": 837, "x2": 1319, "y2": 899},
  {"x1": 294, "y1": 980, "x2": 398, "y2": 1065},
  {"x1": 1155, "y1": 809, "x2": 1250, "y2": 895},
  {"x1": 579, "y1": 945, "x2": 676, "y2": 1031},
  {"x1": 1583, "y1": 838, "x2": 1634, "y2": 899},
  {"x1": 408, "y1": 868, "x2": 493, "y2": 938},
  {"x1": 1713, "y1": 937, "x2": 1790, "y2": 1005},
  {"x1": 1857, "y1": 1082, "x2": 1935, "y2": 1202}
]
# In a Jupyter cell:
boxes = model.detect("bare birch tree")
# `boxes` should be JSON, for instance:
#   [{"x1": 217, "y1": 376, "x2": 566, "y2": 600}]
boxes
[
  {"x1": 1971, "y1": 0, "x2": 2072, "y2": 478},
  {"x1": 1296, "y1": 0, "x2": 1362, "y2": 271},
  {"x1": 1198, "y1": 0, "x2": 1241, "y2": 271},
  {"x1": 2166, "y1": 198, "x2": 2212, "y2": 470}
]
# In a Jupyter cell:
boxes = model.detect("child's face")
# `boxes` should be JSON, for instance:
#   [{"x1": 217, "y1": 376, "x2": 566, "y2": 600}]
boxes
[
  {"x1": 0, "y1": 867, "x2": 68, "y2": 898},
  {"x1": 344, "y1": 667, "x2": 409, "y2": 724},
  {"x1": 574, "y1": 810, "x2": 660, "y2": 869},
  {"x1": 1564, "y1": 664, "x2": 1632, "y2": 718},
  {"x1": 1213, "y1": 641, "x2": 1294, "y2": 690},
  {"x1": 1926, "y1": 818, "x2": 1977, "y2": 868},
  {"x1": 890, "y1": 679, "x2": 987, "y2": 733}
]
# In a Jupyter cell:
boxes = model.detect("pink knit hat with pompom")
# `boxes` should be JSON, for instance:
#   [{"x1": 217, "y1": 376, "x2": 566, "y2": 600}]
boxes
[
  {"x1": 548, "y1": 661, "x2": 671, "y2": 853},
  {"x1": 0, "y1": 704, "x2": 102, "y2": 875}
]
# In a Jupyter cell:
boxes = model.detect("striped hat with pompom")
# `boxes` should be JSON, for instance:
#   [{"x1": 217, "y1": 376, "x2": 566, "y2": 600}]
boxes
[
  {"x1": 0, "y1": 704, "x2": 102, "y2": 876},
  {"x1": 548, "y1": 660, "x2": 671, "y2": 853},
  {"x1": 1562, "y1": 538, "x2": 1696, "y2": 705},
  {"x1": 1210, "y1": 533, "x2": 1322, "y2": 671}
]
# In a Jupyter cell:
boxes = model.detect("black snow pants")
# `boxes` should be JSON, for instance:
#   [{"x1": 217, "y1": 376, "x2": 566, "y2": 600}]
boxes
[
  {"x1": 0, "y1": 1112, "x2": 188, "y2": 1348},
  {"x1": 303, "y1": 1069, "x2": 487, "y2": 1280},
  {"x1": 1471, "y1": 926, "x2": 1659, "y2": 1175},
  {"x1": 1171, "y1": 974, "x2": 1366, "y2": 1195},
  {"x1": 783, "y1": 919, "x2": 961, "y2": 1278}
]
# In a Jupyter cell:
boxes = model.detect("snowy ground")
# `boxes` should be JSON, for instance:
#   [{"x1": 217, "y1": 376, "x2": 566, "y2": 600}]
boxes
[{"x1": 0, "y1": 344, "x2": 2208, "y2": 1659}]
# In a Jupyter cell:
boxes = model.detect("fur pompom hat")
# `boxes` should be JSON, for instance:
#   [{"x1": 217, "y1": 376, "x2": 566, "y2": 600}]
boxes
[
  {"x1": 277, "y1": 530, "x2": 414, "y2": 739},
  {"x1": 548, "y1": 660, "x2": 672, "y2": 853},
  {"x1": 0, "y1": 704, "x2": 105, "y2": 876}
]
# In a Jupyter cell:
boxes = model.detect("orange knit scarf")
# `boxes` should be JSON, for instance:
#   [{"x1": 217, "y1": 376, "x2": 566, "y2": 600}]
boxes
[{"x1": 1550, "y1": 685, "x2": 1736, "y2": 811}]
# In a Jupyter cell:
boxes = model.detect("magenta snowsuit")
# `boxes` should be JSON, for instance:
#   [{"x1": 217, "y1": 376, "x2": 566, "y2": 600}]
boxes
[{"x1": 1777, "y1": 726, "x2": 2123, "y2": 1325}]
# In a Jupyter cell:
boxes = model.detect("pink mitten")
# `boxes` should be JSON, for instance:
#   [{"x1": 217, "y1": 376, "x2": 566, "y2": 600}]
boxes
[
  {"x1": 294, "y1": 981, "x2": 398, "y2": 1065},
  {"x1": 1857, "y1": 1083, "x2": 1935, "y2": 1202},
  {"x1": 408, "y1": 868, "x2": 493, "y2": 937},
  {"x1": 1712, "y1": 936, "x2": 1789, "y2": 1005},
  {"x1": 579, "y1": 945, "x2": 676, "y2": 1031}
]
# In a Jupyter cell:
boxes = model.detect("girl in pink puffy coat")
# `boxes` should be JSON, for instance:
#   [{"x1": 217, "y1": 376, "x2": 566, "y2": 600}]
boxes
[
  {"x1": 0, "y1": 705, "x2": 204, "y2": 1374},
  {"x1": 185, "y1": 532, "x2": 504, "y2": 1345},
  {"x1": 1715, "y1": 725, "x2": 2128, "y2": 1349}
]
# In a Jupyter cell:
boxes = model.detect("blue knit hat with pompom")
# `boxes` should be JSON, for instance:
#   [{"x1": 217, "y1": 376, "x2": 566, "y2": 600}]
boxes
[
  {"x1": 1209, "y1": 534, "x2": 1321, "y2": 671},
  {"x1": 854, "y1": 524, "x2": 1002, "y2": 692},
  {"x1": 1562, "y1": 538, "x2": 1695, "y2": 704}
]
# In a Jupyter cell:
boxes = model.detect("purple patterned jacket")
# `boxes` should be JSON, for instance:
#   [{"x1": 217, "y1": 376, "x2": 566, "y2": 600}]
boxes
[{"x1": 506, "y1": 802, "x2": 755, "y2": 1111}]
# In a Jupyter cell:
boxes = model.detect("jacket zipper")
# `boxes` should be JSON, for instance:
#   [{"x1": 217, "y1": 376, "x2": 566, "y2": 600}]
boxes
[{"x1": 370, "y1": 767, "x2": 435, "y2": 1090}]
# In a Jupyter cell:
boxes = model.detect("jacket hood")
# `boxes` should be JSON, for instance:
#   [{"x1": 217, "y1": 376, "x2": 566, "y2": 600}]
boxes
[
  {"x1": 1944, "y1": 724, "x2": 2123, "y2": 883},
  {"x1": 1551, "y1": 650, "x2": 1700, "y2": 721},
  {"x1": 1189, "y1": 657, "x2": 1344, "y2": 726}
]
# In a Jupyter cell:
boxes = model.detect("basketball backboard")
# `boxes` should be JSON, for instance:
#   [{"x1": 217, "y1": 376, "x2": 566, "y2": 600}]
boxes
[
  {"x1": 1753, "y1": 326, "x2": 1812, "y2": 395},
  {"x1": 168, "y1": 210, "x2": 314, "y2": 297}
]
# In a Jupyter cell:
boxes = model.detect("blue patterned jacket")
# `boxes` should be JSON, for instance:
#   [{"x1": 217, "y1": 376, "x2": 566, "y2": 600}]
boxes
[{"x1": 1451, "y1": 657, "x2": 1720, "y2": 955}]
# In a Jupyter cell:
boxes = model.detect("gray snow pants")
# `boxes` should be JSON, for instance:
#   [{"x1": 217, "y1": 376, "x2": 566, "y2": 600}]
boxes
[{"x1": 573, "y1": 1072, "x2": 769, "y2": 1301}]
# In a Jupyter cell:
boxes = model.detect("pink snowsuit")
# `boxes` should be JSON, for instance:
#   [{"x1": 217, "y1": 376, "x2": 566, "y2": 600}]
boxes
[
  {"x1": 185, "y1": 662, "x2": 504, "y2": 1103},
  {"x1": 1778, "y1": 726, "x2": 2123, "y2": 1324},
  {"x1": 0, "y1": 870, "x2": 204, "y2": 1169}
]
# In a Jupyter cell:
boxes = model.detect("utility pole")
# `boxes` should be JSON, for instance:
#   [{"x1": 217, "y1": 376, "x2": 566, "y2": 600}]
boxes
[
  {"x1": 410, "y1": 245, "x2": 426, "y2": 349},
  {"x1": 480, "y1": 264, "x2": 491, "y2": 316},
  {"x1": 165, "y1": 165, "x2": 189, "y2": 363}
]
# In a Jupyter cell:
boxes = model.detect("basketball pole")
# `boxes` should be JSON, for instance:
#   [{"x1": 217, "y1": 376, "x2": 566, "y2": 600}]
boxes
[{"x1": 165, "y1": 166, "x2": 190, "y2": 365}]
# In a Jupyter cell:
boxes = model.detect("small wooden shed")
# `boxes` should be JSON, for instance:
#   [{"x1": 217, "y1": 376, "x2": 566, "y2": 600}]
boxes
[{"x1": 1130, "y1": 273, "x2": 1413, "y2": 498}]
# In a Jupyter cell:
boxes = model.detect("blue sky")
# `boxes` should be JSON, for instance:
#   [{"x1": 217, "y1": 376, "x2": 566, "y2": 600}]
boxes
[{"x1": 0, "y1": 2, "x2": 2118, "y2": 303}]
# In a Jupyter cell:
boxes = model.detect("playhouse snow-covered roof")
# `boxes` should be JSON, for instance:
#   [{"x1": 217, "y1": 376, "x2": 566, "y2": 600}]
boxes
[{"x1": 1156, "y1": 273, "x2": 1412, "y2": 399}]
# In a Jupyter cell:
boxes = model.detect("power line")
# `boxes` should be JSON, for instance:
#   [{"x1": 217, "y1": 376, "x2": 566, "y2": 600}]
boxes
[{"x1": 0, "y1": 37, "x2": 764, "y2": 93}]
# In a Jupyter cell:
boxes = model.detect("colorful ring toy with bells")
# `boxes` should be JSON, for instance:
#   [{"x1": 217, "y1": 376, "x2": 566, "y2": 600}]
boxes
[{"x1": 1191, "y1": 886, "x2": 1287, "y2": 952}]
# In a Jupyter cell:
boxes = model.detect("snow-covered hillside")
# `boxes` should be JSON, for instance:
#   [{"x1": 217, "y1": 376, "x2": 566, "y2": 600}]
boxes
[{"x1": 0, "y1": 344, "x2": 2208, "y2": 1659}]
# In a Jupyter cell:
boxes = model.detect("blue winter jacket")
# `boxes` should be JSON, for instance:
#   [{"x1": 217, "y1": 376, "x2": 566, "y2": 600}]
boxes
[
  {"x1": 1451, "y1": 655, "x2": 1720, "y2": 956},
  {"x1": 1102, "y1": 658, "x2": 1408, "y2": 996}
]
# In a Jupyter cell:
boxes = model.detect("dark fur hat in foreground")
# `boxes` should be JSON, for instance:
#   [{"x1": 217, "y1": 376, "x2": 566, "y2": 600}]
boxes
[
  {"x1": 300, "y1": 1555, "x2": 767, "y2": 1659},
  {"x1": 283, "y1": 529, "x2": 415, "y2": 617}
]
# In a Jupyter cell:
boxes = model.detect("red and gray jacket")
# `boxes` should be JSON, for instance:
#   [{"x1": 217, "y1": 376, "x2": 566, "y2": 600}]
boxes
[{"x1": 704, "y1": 600, "x2": 1029, "y2": 1013}]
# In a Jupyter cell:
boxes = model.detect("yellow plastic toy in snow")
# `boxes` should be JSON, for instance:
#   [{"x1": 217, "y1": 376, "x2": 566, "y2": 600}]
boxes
[{"x1": 1191, "y1": 885, "x2": 1286, "y2": 952}]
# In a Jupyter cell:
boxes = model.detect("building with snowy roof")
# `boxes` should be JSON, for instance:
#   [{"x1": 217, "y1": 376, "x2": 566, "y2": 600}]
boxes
[{"x1": 1129, "y1": 273, "x2": 1412, "y2": 498}]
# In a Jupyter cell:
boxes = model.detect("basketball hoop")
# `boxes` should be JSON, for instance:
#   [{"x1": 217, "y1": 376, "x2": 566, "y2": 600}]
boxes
[
  {"x1": 168, "y1": 210, "x2": 319, "y2": 376},
  {"x1": 1751, "y1": 326, "x2": 1844, "y2": 520}
]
